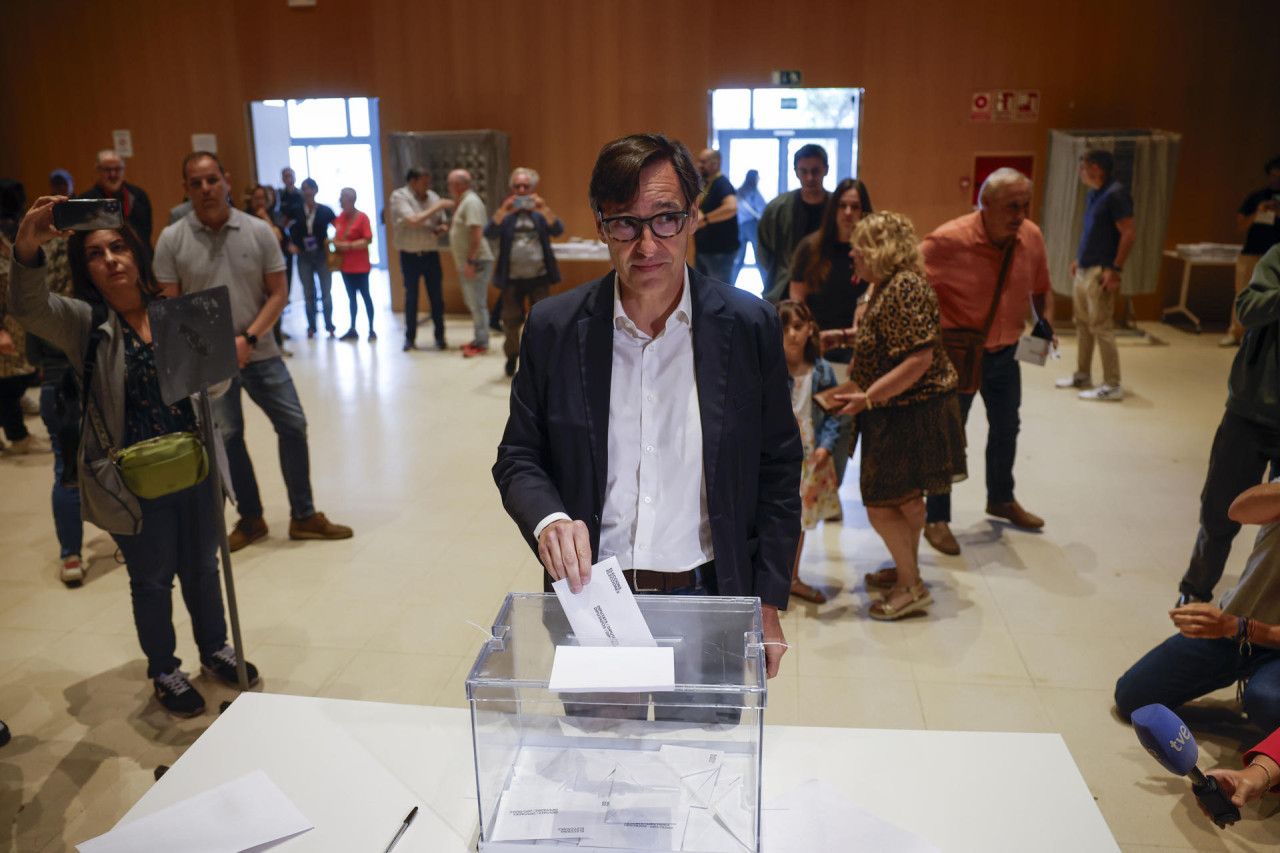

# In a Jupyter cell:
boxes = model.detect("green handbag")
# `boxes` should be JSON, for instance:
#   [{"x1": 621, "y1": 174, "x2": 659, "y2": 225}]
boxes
[
  {"x1": 114, "y1": 432, "x2": 209, "y2": 500},
  {"x1": 87, "y1": 401, "x2": 208, "y2": 500}
]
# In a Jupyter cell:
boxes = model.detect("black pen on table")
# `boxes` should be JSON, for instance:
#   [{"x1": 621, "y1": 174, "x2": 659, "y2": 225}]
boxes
[{"x1": 382, "y1": 806, "x2": 417, "y2": 853}]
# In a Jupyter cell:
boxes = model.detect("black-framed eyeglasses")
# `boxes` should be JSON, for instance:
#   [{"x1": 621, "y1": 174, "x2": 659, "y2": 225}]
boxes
[{"x1": 598, "y1": 210, "x2": 689, "y2": 242}]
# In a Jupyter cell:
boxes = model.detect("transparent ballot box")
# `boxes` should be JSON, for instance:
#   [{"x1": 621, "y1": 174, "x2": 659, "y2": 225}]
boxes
[{"x1": 467, "y1": 592, "x2": 767, "y2": 852}]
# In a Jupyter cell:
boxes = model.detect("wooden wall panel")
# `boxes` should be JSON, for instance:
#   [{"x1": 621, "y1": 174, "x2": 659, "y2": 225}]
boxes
[{"x1": 2, "y1": 0, "x2": 1277, "y2": 320}]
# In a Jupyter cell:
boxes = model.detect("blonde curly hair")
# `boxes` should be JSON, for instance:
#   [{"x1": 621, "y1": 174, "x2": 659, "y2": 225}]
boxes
[{"x1": 850, "y1": 211, "x2": 925, "y2": 283}]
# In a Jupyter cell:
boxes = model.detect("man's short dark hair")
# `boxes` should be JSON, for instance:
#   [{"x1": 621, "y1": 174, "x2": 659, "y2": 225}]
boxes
[
  {"x1": 182, "y1": 150, "x2": 225, "y2": 180},
  {"x1": 406, "y1": 166, "x2": 430, "y2": 182},
  {"x1": 1082, "y1": 149, "x2": 1114, "y2": 179},
  {"x1": 794, "y1": 144, "x2": 828, "y2": 168},
  {"x1": 301, "y1": 177, "x2": 318, "y2": 191},
  {"x1": 589, "y1": 133, "x2": 700, "y2": 213},
  {"x1": 1266, "y1": 156, "x2": 1280, "y2": 174}
]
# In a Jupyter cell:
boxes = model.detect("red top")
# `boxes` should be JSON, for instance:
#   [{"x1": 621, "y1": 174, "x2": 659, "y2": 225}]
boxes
[
  {"x1": 1244, "y1": 727, "x2": 1280, "y2": 791},
  {"x1": 334, "y1": 210, "x2": 372, "y2": 274},
  {"x1": 921, "y1": 211, "x2": 1052, "y2": 351}
]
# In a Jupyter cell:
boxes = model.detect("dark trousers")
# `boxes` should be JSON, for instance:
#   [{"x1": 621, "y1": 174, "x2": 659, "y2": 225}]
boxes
[
  {"x1": 39, "y1": 383, "x2": 83, "y2": 558},
  {"x1": 1114, "y1": 633, "x2": 1280, "y2": 733},
  {"x1": 501, "y1": 279, "x2": 551, "y2": 359},
  {"x1": 1180, "y1": 410, "x2": 1280, "y2": 599},
  {"x1": 400, "y1": 251, "x2": 444, "y2": 345},
  {"x1": 341, "y1": 272, "x2": 375, "y2": 334},
  {"x1": 927, "y1": 345, "x2": 1020, "y2": 523},
  {"x1": 211, "y1": 356, "x2": 315, "y2": 521},
  {"x1": 0, "y1": 374, "x2": 33, "y2": 441},
  {"x1": 111, "y1": 478, "x2": 227, "y2": 679}
]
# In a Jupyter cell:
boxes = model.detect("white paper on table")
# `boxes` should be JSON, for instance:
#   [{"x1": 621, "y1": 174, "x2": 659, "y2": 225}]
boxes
[
  {"x1": 682, "y1": 806, "x2": 753, "y2": 853},
  {"x1": 552, "y1": 556, "x2": 656, "y2": 646},
  {"x1": 762, "y1": 778, "x2": 943, "y2": 853},
  {"x1": 77, "y1": 769, "x2": 312, "y2": 853},
  {"x1": 548, "y1": 645, "x2": 674, "y2": 693}
]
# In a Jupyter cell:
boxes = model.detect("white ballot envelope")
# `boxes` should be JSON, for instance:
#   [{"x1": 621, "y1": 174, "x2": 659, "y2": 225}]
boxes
[
  {"x1": 551, "y1": 556, "x2": 656, "y2": 646},
  {"x1": 548, "y1": 645, "x2": 675, "y2": 693},
  {"x1": 1015, "y1": 334, "x2": 1053, "y2": 366}
]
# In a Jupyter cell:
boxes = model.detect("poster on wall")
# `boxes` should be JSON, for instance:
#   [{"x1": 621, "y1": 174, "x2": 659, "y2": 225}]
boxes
[
  {"x1": 112, "y1": 130, "x2": 133, "y2": 158},
  {"x1": 972, "y1": 153, "x2": 1034, "y2": 206},
  {"x1": 1015, "y1": 91, "x2": 1041, "y2": 122},
  {"x1": 191, "y1": 134, "x2": 218, "y2": 154},
  {"x1": 970, "y1": 92, "x2": 992, "y2": 121}
]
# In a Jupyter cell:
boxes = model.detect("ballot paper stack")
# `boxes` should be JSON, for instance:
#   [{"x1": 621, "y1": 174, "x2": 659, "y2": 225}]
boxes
[
  {"x1": 1173, "y1": 242, "x2": 1242, "y2": 262},
  {"x1": 467, "y1": 573, "x2": 766, "y2": 852}
]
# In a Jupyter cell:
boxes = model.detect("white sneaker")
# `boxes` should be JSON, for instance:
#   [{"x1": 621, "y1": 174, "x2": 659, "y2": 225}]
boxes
[
  {"x1": 1055, "y1": 373, "x2": 1091, "y2": 389},
  {"x1": 1079, "y1": 384, "x2": 1124, "y2": 402},
  {"x1": 2, "y1": 435, "x2": 49, "y2": 455},
  {"x1": 1219, "y1": 334, "x2": 1241, "y2": 348},
  {"x1": 60, "y1": 555, "x2": 84, "y2": 587}
]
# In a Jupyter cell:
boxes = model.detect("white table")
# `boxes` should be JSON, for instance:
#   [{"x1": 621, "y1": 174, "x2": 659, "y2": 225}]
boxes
[
  {"x1": 1161, "y1": 247, "x2": 1241, "y2": 333},
  {"x1": 113, "y1": 693, "x2": 1119, "y2": 852}
]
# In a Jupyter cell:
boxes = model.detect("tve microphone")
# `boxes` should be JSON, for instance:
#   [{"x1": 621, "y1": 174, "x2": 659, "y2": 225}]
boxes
[{"x1": 1131, "y1": 703, "x2": 1241, "y2": 827}]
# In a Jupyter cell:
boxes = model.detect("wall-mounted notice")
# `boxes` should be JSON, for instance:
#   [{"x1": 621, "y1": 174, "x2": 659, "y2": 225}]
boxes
[
  {"x1": 1015, "y1": 90, "x2": 1041, "y2": 122},
  {"x1": 191, "y1": 134, "x2": 218, "y2": 153},
  {"x1": 993, "y1": 90, "x2": 1018, "y2": 121},
  {"x1": 112, "y1": 130, "x2": 133, "y2": 158},
  {"x1": 970, "y1": 92, "x2": 992, "y2": 121}
]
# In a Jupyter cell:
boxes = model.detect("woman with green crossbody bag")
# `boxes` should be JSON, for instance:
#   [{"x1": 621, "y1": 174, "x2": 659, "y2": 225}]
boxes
[{"x1": 7, "y1": 197, "x2": 259, "y2": 718}]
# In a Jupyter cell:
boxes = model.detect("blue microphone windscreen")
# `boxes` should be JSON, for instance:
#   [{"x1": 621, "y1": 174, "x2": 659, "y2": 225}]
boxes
[{"x1": 1131, "y1": 703, "x2": 1199, "y2": 775}]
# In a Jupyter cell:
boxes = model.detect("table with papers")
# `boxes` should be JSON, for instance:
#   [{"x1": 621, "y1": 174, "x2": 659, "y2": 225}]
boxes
[
  {"x1": 95, "y1": 692, "x2": 1121, "y2": 853},
  {"x1": 1161, "y1": 243, "x2": 1243, "y2": 333}
]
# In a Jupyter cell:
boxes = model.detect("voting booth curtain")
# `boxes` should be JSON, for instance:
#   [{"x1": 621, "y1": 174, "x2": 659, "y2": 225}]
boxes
[{"x1": 1040, "y1": 129, "x2": 1182, "y2": 297}]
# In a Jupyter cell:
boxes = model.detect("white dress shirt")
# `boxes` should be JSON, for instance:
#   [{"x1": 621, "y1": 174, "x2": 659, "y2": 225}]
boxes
[
  {"x1": 388, "y1": 185, "x2": 444, "y2": 253},
  {"x1": 534, "y1": 268, "x2": 714, "y2": 571}
]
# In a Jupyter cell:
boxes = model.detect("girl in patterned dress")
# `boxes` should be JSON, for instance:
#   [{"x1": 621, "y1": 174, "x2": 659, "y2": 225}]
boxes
[{"x1": 779, "y1": 300, "x2": 842, "y2": 604}]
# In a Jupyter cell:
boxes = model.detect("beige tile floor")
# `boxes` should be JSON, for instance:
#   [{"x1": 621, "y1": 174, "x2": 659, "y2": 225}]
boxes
[{"x1": 4, "y1": 278, "x2": 1280, "y2": 851}]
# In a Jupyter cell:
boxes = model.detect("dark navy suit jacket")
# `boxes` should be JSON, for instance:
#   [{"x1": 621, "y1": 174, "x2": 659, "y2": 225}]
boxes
[{"x1": 492, "y1": 266, "x2": 802, "y2": 609}]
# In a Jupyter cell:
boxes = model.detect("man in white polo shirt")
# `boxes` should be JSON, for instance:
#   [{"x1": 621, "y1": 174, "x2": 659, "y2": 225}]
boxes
[
  {"x1": 388, "y1": 166, "x2": 453, "y2": 352},
  {"x1": 153, "y1": 151, "x2": 352, "y2": 551}
]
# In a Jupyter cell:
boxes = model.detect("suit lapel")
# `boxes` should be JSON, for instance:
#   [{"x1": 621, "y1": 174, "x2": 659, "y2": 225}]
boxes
[
  {"x1": 578, "y1": 272, "x2": 615, "y2": 507},
  {"x1": 690, "y1": 269, "x2": 734, "y2": 501}
]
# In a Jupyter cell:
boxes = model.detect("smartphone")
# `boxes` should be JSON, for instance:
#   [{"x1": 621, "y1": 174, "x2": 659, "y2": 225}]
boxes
[
  {"x1": 512, "y1": 195, "x2": 535, "y2": 210},
  {"x1": 53, "y1": 199, "x2": 124, "y2": 231}
]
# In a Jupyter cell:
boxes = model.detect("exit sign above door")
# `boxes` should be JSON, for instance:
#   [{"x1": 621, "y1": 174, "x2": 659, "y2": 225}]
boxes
[{"x1": 771, "y1": 70, "x2": 803, "y2": 86}]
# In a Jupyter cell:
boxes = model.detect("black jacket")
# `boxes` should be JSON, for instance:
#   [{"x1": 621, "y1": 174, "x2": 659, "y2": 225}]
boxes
[
  {"x1": 80, "y1": 182, "x2": 153, "y2": 247},
  {"x1": 492, "y1": 266, "x2": 802, "y2": 609},
  {"x1": 286, "y1": 203, "x2": 337, "y2": 252}
]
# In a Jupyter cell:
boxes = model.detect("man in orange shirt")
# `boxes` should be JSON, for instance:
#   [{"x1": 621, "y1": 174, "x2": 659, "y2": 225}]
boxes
[{"x1": 920, "y1": 168, "x2": 1053, "y2": 555}]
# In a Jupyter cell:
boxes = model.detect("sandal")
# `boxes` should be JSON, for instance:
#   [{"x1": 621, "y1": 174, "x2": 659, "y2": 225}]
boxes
[
  {"x1": 864, "y1": 567, "x2": 898, "y2": 591},
  {"x1": 790, "y1": 580, "x2": 828, "y2": 604},
  {"x1": 868, "y1": 581, "x2": 932, "y2": 621}
]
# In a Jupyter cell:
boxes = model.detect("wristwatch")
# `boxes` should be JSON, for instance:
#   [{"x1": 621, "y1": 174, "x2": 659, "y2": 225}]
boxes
[{"x1": 243, "y1": 332, "x2": 258, "y2": 346}]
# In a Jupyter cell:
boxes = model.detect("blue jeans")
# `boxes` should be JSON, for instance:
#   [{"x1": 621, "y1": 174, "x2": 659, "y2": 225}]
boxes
[
  {"x1": 458, "y1": 259, "x2": 494, "y2": 347},
  {"x1": 1114, "y1": 633, "x2": 1280, "y2": 734},
  {"x1": 732, "y1": 221, "x2": 759, "y2": 285},
  {"x1": 927, "y1": 345, "x2": 1020, "y2": 523},
  {"x1": 39, "y1": 383, "x2": 83, "y2": 558},
  {"x1": 111, "y1": 478, "x2": 227, "y2": 679},
  {"x1": 296, "y1": 250, "x2": 335, "y2": 334},
  {"x1": 695, "y1": 250, "x2": 737, "y2": 286},
  {"x1": 211, "y1": 357, "x2": 315, "y2": 521},
  {"x1": 400, "y1": 251, "x2": 444, "y2": 346}
]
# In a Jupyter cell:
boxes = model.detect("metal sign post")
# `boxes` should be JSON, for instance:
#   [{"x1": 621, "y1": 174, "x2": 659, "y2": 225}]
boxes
[{"x1": 148, "y1": 287, "x2": 250, "y2": 692}]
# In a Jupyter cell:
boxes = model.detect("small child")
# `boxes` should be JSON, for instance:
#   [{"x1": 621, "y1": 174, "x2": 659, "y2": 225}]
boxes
[{"x1": 779, "y1": 300, "x2": 842, "y2": 603}]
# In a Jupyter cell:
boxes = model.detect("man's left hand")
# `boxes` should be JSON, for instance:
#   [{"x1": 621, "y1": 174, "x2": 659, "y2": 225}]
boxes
[
  {"x1": 762, "y1": 605, "x2": 786, "y2": 678},
  {"x1": 0, "y1": 329, "x2": 14, "y2": 356},
  {"x1": 1101, "y1": 270, "x2": 1122, "y2": 292},
  {"x1": 1169, "y1": 602, "x2": 1234, "y2": 639},
  {"x1": 235, "y1": 335, "x2": 253, "y2": 368}
]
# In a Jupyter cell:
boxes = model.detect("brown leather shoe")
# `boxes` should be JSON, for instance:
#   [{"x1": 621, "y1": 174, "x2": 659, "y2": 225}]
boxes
[
  {"x1": 924, "y1": 521, "x2": 961, "y2": 555},
  {"x1": 228, "y1": 516, "x2": 268, "y2": 552},
  {"x1": 986, "y1": 500, "x2": 1044, "y2": 530},
  {"x1": 288, "y1": 511, "x2": 354, "y2": 541}
]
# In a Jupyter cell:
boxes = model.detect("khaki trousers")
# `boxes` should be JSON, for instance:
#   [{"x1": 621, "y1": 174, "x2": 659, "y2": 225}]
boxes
[
  {"x1": 1228, "y1": 254, "x2": 1263, "y2": 340},
  {"x1": 1074, "y1": 265, "x2": 1121, "y2": 386}
]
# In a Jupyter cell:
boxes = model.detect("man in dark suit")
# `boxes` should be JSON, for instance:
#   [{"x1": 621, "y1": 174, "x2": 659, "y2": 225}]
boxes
[
  {"x1": 493, "y1": 133, "x2": 801, "y2": 678},
  {"x1": 80, "y1": 150, "x2": 153, "y2": 247}
]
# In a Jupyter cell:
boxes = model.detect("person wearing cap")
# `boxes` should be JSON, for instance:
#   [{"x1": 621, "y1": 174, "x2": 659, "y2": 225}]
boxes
[{"x1": 79, "y1": 150, "x2": 153, "y2": 248}]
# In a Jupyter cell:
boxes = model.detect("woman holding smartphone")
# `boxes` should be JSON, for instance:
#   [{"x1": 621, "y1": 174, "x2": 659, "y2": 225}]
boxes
[{"x1": 7, "y1": 196, "x2": 258, "y2": 717}]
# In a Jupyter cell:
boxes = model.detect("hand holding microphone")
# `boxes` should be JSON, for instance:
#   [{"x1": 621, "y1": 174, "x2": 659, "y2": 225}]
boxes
[{"x1": 1130, "y1": 703, "x2": 1241, "y2": 828}]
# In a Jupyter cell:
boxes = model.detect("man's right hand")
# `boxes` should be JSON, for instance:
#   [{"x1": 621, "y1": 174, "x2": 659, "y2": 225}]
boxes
[
  {"x1": 538, "y1": 519, "x2": 593, "y2": 593},
  {"x1": 1069, "y1": 259, "x2": 1078, "y2": 278}
]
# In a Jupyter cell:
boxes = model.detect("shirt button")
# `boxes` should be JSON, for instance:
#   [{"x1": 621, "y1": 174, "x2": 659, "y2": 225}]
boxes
[
  {"x1": 647, "y1": 394, "x2": 655, "y2": 402},
  {"x1": 643, "y1": 496, "x2": 652, "y2": 504},
  {"x1": 638, "y1": 543, "x2": 647, "y2": 550},
  {"x1": 646, "y1": 445, "x2": 654, "y2": 453}
]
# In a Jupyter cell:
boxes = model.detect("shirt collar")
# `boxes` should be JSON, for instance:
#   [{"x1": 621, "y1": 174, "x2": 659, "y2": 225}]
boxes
[
  {"x1": 612, "y1": 265, "x2": 693, "y2": 338},
  {"x1": 195, "y1": 207, "x2": 242, "y2": 234}
]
